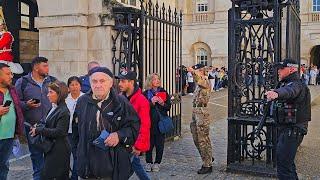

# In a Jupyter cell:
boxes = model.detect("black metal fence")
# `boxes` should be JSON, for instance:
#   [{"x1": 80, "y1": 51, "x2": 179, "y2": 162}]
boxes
[
  {"x1": 227, "y1": 0, "x2": 300, "y2": 176},
  {"x1": 112, "y1": 0, "x2": 183, "y2": 139}
]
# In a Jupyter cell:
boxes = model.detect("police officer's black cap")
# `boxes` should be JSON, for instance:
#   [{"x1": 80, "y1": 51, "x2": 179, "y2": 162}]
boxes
[
  {"x1": 115, "y1": 70, "x2": 137, "y2": 80},
  {"x1": 192, "y1": 64, "x2": 205, "y2": 70},
  {"x1": 88, "y1": 66, "x2": 114, "y2": 78},
  {"x1": 274, "y1": 59, "x2": 299, "y2": 69}
]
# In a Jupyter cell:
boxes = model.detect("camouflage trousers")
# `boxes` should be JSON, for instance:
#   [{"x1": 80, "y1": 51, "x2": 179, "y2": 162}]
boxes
[{"x1": 190, "y1": 107, "x2": 213, "y2": 167}]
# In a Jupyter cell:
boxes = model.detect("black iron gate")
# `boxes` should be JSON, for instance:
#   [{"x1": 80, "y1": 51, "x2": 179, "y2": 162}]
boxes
[
  {"x1": 227, "y1": 0, "x2": 300, "y2": 176},
  {"x1": 111, "y1": 0, "x2": 183, "y2": 139}
]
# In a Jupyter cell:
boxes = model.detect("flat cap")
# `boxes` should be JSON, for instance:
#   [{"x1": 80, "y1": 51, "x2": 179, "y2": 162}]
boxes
[{"x1": 88, "y1": 66, "x2": 114, "y2": 78}]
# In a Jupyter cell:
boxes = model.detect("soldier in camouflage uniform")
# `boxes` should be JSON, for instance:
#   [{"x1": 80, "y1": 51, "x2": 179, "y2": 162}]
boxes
[{"x1": 189, "y1": 64, "x2": 213, "y2": 174}]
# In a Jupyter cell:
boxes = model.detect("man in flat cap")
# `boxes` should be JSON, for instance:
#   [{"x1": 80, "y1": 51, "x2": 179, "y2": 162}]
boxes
[
  {"x1": 188, "y1": 64, "x2": 213, "y2": 174},
  {"x1": 265, "y1": 58, "x2": 311, "y2": 180},
  {"x1": 74, "y1": 67, "x2": 140, "y2": 180}
]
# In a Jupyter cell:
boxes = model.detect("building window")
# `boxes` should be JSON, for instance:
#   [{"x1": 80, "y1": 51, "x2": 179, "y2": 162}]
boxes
[
  {"x1": 120, "y1": 0, "x2": 136, "y2": 6},
  {"x1": 20, "y1": 2, "x2": 30, "y2": 29},
  {"x1": 313, "y1": 0, "x2": 320, "y2": 12},
  {"x1": 196, "y1": 0, "x2": 208, "y2": 12},
  {"x1": 19, "y1": 0, "x2": 38, "y2": 31},
  {"x1": 197, "y1": 48, "x2": 208, "y2": 66}
]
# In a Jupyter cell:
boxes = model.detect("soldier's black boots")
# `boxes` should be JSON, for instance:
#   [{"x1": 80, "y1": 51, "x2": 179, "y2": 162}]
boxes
[{"x1": 197, "y1": 166, "x2": 212, "y2": 174}]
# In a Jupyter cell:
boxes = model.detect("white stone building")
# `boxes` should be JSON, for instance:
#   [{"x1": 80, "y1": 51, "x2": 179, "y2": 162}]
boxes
[
  {"x1": 179, "y1": 0, "x2": 320, "y2": 68},
  {"x1": 2, "y1": 0, "x2": 320, "y2": 80}
]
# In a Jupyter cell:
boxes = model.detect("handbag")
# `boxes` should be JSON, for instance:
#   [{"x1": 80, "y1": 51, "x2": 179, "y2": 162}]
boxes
[
  {"x1": 156, "y1": 108, "x2": 174, "y2": 134},
  {"x1": 25, "y1": 122, "x2": 54, "y2": 153}
]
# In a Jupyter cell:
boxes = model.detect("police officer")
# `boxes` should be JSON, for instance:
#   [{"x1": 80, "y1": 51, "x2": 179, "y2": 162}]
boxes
[
  {"x1": 188, "y1": 64, "x2": 213, "y2": 174},
  {"x1": 265, "y1": 58, "x2": 311, "y2": 180}
]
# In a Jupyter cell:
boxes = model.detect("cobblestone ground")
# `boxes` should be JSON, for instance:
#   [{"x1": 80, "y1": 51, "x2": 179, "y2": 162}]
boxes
[{"x1": 8, "y1": 86, "x2": 320, "y2": 180}]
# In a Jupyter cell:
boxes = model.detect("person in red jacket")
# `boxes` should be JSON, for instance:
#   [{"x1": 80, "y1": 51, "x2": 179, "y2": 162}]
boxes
[
  {"x1": 117, "y1": 70, "x2": 151, "y2": 180},
  {"x1": 0, "y1": 18, "x2": 23, "y2": 74}
]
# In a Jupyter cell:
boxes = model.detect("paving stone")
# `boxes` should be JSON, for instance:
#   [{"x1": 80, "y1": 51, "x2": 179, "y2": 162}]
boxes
[{"x1": 8, "y1": 87, "x2": 320, "y2": 179}]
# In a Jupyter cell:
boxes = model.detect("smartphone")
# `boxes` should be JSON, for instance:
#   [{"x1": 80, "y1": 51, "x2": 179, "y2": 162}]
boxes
[
  {"x1": 3, "y1": 100, "x2": 12, "y2": 107},
  {"x1": 92, "y1": 130, "x2": 110, "y2": 151},
  {"x1": 31, "y1": 98, "x2": 40, "y2": 104}
]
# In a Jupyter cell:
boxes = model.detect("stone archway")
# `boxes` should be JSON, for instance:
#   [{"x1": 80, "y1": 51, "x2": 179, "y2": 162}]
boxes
[
  {"x1": 190, "y1": 41, "x2": 213, "y2": 66},
  {"x1": 310, "y1": 45, "x2": 320, "y2": 67}
]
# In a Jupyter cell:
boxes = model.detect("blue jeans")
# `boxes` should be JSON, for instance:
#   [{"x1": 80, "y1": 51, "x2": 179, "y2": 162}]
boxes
[
  {"x1": 25, "y1": 126, "x2": 44, "y2": 180},
  {"x1": 0, "y1": 138, "x2": 14, "y2": 180},
  {"x1": 132, "y1": 155, "x2": 150, "y2": 180},
  {"x1": 68, "y1": 134, "x2": 78, "y2": 180}
]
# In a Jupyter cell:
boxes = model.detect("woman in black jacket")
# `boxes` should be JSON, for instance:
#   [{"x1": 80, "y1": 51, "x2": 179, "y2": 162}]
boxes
[
  {"x1": 143, "y1": 73, "x2": 171, "y2": 172},
  {"x1": 30, "y1": 81, "x2": 70, "y2": 179}
]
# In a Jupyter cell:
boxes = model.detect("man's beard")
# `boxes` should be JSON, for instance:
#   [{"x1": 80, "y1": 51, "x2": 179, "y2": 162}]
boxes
[{"x1": 39, "y1": 72, "x2": 48, "y2": 78}]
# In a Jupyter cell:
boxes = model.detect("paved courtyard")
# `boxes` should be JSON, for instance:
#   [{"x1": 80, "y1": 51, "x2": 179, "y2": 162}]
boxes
[{"x1": 8, "y1": 86, "x2": 320, "y2": 180}]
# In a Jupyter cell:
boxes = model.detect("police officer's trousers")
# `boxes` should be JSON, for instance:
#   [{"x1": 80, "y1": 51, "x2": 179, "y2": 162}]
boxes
[
  {"x1": 190, "y1": 107, "x2": 213, "y2": 167},
  {"x1": 276, "y1": 127, "x2": 304, "y2": 180}
]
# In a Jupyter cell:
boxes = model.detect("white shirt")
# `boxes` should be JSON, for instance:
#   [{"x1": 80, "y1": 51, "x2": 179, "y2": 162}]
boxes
[
  {"x1": 46, "y1": 103, "x2": 58, "y2": 120},
  {"x1": 65, "y1": 92, "x2": 84, "y2": 133},
  {"x1": 187, "y1": 72, "x2": 194, "y2": 83}
]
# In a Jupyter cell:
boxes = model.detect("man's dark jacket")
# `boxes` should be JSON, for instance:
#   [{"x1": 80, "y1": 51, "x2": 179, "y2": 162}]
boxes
[
  {"x1": 79, "y1": 74, "x2": 91, "y2": 93},
  {"x1": 74, "y1": 89, "x2": 140, "y2": 180},
  {"x1": 274, "y1": 72, "x2": 311, "y2": 124}
]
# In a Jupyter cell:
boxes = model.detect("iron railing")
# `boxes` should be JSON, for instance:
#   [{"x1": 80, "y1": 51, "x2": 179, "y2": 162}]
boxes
[{"x1": 112, "y1": 0, "x2": 183, "y2": 139}]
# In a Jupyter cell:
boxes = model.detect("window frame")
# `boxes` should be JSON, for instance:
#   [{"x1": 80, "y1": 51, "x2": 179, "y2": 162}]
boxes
[
  {"x1": 196, "y1": 0, "x2": 208, "y2": 13},
  {"x1": 120, "y1": 0, "x2": 137, "y2": 6},
  {"x1": 19, "y1": 0, "x2": 38, "y2": 31},
  {"x1": 313, "y1": 0, "x2": 320, "y2": 12},
  {"x1": 196, "y1": 48, "x2": 208, "y2": 66}
]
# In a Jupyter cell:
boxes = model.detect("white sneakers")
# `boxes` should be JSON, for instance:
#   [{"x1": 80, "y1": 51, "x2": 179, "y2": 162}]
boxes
[
  {"x1": 145, "y1": 163, "x2": 152, "y2": 172},
  {"x1": 145, "y1": 163, "x2": 160, "y2": 172},
  {"x1": 152, "y1": 163, "x2": 160, "y2": 172}
]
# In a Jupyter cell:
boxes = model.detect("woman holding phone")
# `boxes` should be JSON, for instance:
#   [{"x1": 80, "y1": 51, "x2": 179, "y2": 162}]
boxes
[
  {"x1": 143, "y1": 73, "x2": 171, "y2": 172},
  {"x1": 29, "y1": 81, "x2": 70, "y2": 179}
]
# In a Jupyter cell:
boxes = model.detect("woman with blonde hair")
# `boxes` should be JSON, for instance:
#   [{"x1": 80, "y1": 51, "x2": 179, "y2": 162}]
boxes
[{"x1": 143, "y1": 73, "x2": 171, "y2": 172}]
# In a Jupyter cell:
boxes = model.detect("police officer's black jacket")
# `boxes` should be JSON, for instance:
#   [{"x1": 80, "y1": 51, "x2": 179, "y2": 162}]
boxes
[
  {"x1": 274, "y1": 72, "x2": 311, "y2": 124},
  {"x1": 74, "y1": 88, "x2": 140, "y2": 180}
]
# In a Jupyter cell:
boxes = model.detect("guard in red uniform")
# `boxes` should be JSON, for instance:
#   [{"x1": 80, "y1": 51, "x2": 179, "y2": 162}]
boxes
[{"x1": 0, "y1": 18, "x2": 23, "y2": 74}]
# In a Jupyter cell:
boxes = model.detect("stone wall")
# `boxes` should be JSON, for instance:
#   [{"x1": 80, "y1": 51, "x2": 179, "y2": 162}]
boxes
[
  {"x1": 19, "y1": 30, "x2": 39, "y2": 63},
  {"x1": 181, "y1": 0, "x2": 230, "y2": 68},
  {"x1": 35, "y1": 0, "x2": 121, "y2": 81},
  {"x1": 35, "y1": 0, "x2": 179, "y2": 81}
]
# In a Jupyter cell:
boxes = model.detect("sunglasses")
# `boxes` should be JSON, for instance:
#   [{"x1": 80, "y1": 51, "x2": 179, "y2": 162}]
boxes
[{"x1": 49, "y1": 82, "x2": 60, "y2": 88}]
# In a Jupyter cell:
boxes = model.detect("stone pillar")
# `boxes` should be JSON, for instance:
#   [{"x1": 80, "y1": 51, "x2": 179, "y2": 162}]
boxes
[{"x1": 35, "y1": 0, "x2": 119, "y2": 81}]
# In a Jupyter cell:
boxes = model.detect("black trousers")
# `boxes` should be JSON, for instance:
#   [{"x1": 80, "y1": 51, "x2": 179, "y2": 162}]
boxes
[
  {"x1": 146, "y1": 133, "x2": 165, "y2": 164},
  {"x1": 187, "y1": 82, "x2": 195, "y2": 93},
  {"x1": 276, "y1": 127, "x2": 304, "y2": 180}
]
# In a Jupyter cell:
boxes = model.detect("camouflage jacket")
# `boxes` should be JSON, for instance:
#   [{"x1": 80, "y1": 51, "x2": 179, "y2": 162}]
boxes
[{"x1": 192, "y1": 72, "x2": 211, "y2": 107}]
